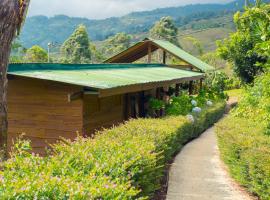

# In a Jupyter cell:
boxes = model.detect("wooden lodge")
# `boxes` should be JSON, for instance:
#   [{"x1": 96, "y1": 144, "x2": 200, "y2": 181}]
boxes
[{"x1": 7, "y1": 38, "x2": 214, "y2": 154}]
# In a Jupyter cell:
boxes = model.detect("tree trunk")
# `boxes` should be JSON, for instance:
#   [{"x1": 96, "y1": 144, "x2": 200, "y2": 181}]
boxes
[{"x1": 0, "y1": 0, "x2": 20, "y2": 159}]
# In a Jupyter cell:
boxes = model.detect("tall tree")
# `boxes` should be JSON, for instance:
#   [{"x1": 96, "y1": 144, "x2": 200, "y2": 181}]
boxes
[
  {"x1": 0, "y1": 0, "x2": 30, "y2": 159},
  {"x1": 24, "y1": 45, "x2": 48, "y2": 63},
  {"x1": 10, "y1": 40, "x2": 27, "y2": 63},
  {"x1": 184, "y1": 36, "x2": 204, "y2": 56},
  {"x1": 89, "y1": 43, "x2": 105, "y2": 63},
  {"x1": 149, "y1": 16, "x2": 180, "y2": 46},
  {"x1": 61, "y1": 24, "x2": 91, "y2": 64},
  {"x1": 102, "y1": 33, "x2": 131, "y2": 58},
  {"x1": 217, "y1": 2, "x2": 269, "y2": 83}
]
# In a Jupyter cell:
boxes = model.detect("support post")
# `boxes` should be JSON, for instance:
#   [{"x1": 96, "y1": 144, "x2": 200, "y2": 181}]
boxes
[
  {"x1": 175, "y1": 84, "x2": 180, "y2": 97},
  {"x1": 199, "y1": 78, "x2": 203, "y2": 91},
  {"x1": 124, "y1": 94, "x2": 129, "y2": 120},
  {"x1": 155, "y1": 88, "x2": 161, "y2": 118},
  {"x1": 163, "y1": 50, "x2": 167, "y2": 64},
  {"x1": 139, "y1": 91, "x2": 145, "y2": 118},
  {"x1": 189, "y1": 81, "x2": 193, "y2": 95},
  {"x1": 148, "y1": 43, "x2": 152, "y2": 63}
]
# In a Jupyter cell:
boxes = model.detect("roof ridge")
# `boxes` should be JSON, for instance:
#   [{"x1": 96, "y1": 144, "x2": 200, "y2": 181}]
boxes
[{"x1": 8, "y1": 63, "x2": 166, "y2": 72}]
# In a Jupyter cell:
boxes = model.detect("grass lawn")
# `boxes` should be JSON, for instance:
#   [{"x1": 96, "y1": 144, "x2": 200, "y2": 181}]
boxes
[{"x1": 225, "y1": 89, "x2": 244, "y2": 100}]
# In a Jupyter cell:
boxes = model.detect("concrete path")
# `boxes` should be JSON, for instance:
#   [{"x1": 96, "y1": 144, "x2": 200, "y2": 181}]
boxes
[{"x1": 166, "y1": 127, "x2": 252, "y2": 200}]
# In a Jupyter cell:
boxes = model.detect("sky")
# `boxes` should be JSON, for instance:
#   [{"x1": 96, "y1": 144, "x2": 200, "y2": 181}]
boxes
[{"x1": 28, "y1": 0, "x2": 235, "y2": 20}]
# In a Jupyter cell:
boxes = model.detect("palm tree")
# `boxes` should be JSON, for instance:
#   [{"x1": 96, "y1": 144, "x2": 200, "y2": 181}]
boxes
[{"x1": 0, "y1": 0, "x2": 30, "y2": 159}]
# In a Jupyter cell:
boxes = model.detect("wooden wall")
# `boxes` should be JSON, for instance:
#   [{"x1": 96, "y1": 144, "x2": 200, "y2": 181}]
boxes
[
  {"x1": 7, "y1": 77, "x2": 83, "y2": 155},
  {"x1": 83, "y1": 94, "x2": 124, "y2": 136}
]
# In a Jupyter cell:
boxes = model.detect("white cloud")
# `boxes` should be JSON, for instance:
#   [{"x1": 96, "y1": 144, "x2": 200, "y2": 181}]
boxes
[{"x1": 28, "y1": 0, "x2": 234, "y2": 19}]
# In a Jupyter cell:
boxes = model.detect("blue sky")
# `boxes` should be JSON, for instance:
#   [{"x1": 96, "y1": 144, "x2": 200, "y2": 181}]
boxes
[{"x1": 28, "y1": 0, "x2": 234, "y2": 19}]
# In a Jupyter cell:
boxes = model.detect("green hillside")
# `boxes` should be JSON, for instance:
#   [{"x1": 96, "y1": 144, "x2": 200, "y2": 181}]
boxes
[{"x1": 20, "y1": 0, "x2": 249, "y2": 48}]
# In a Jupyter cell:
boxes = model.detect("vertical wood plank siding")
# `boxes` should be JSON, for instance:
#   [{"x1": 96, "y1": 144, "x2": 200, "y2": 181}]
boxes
[
  {"x1": 83, "y1": 94, "x2": 125, "y2": 136},
  {"x1": 7, "y1": 77, "x2": 83, "y2": 155}
]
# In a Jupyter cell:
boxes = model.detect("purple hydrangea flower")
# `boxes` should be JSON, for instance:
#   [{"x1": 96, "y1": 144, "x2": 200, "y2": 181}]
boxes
[{"x1": 192, "y1": 107, "x2": 202, "y2": 114}]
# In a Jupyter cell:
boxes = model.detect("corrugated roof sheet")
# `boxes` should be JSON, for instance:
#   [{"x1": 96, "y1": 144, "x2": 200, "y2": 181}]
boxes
[
  {"x1": 151, "y1": 39, "x2": 214, "y2": 72},
  {"x1": 8, "y1": 63, "x2": 204, "y2": 89},
  {"x1": 105, "y1": 38, "x2": 214, "y2": 72}
]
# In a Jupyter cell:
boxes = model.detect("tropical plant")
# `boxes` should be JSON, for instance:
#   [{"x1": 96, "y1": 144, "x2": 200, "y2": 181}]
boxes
[
  {"x1": 24, "y1": 45, "x2": 48, "y2": 63},
  {"x1": 0, "y1": 0, "x2": 31, "y2": 159},
  {"x1": 61, "y1": 24, "x2": 92, "y2": 64}
]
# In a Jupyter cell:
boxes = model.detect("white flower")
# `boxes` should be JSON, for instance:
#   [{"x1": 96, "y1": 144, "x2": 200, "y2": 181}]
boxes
[
  {"x1": 191, "y1": 100, "x2": 197, "y2": 106},
  {"x1": 207, "y1": 100, "x2": 213, "y2": 106},
  {"x1": 186, "y1": 114, "x2": 195, "y2": 123},
  {"x1": 192, "y1": 107, "x2": 202, "y2": 114}
]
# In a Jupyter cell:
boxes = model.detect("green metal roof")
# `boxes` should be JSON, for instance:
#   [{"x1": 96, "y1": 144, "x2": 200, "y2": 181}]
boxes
[
  {"x1": 8, "y1": 63, "x2": 204, "y2": 89},
  {"x1": 105, "y1": 38, "x2": 214, "y2": 72},
  {"x1": 150, "y1": 39, "x2": 214, "y2": 72}
]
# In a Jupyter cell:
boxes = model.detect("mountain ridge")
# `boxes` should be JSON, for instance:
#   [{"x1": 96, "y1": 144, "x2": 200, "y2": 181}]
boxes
[{"x1": 20, "y1": 0, "x2": 265, "y2": 48}]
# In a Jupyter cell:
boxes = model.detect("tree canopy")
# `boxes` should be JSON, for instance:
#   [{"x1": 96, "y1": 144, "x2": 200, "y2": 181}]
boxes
[
  {"x1": 217, "y1": 2, "x2": 270, "y2": 83},
  {"x1": 102, "y1": 32, "x2": 131, "y2": 58},
  {"x1": 61, "y1": 24, "x2": 91, "y2": 64},
  {"x1": 149, "y1": 16, "x2": 180, "y2": 46},
  {"x1": 24, "y1": 45, "x2": 47, "y2": 63}
]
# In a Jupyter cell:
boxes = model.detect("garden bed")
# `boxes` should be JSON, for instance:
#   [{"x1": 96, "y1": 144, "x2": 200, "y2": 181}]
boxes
[{"x1": 0, "y1": 101, "x2": 226, "y2": 199}]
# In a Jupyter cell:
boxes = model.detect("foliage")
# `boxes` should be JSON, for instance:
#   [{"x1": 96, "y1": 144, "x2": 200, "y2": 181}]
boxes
[
  {"x1": 217, "y1": 3, "x2": 270, "y2": 83},
  {"x1": 149, "y1": 98, "x2": 165, "y2": 111},
  {"x1": 89, "y1": 43, "x2": 105, "y2": 63},
  {"x1": 9, "y1": 39, "x2": 26, "y2": 63},
  {"x1": 205, "y1": 71, "x2": 241, "y2": 92},
  {"x1": 166, "y1": 94, "x2": 192, "y2": 116},
  {"x1": 166, "y1": 89, "x2": 227, "y2": 116},
  {"x1": 102, "y1": 32, "x2": 131, "y2": 59},
  {"x1": 216, "y1": 117, "x2": 270, "y2": 200},
  {"x1": 177, "y1": 10, "x2": 235, "y2": 30},
  {"x1": 201, "y1": 52, "x2": 229, "y2": 70},
  {"x1": 233, "y1": 72, "x2": 270, "y2": 129},
  {"x1": 225, "y1": 88, "x2": 244, "y2": 100},
  {"x1": 18, "y1": 1, "x2": 244, "y2": 48},
  {"x1": 149, "y1": 16, "x2": 179, "y2": 46},
  {"x1": 0, "y1": 102, "x2": 226, "y2": 199},
  {"x1": 216, "y1": 71, "x2": 270, "y2": 200},
  {"x1": 24, "y1": 45, "x2": 48, "y2": 63},
  {"x1": 61, "y1": 24, "x2": 91, "y2": 64},
  {"x1": 184, "y1": 36, "x2": 204, "y2": 56}
]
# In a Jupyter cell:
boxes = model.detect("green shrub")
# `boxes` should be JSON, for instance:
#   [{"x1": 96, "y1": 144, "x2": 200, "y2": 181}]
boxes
[
  {"x1": 216, "y1": 116, "x2": 270, "y2": 200},
  {"x1": 216, "y1": 72, "x2": 270, "y2": 200},
  {"x1": 0, "y1": 102, "x2": 226, "y2": 199},
  {"x1": 166, "y1": 94, "x2": 192, "y2": 116},
  {"x1": 165, "y1": 88, "x2": 227, "y2": 117}
]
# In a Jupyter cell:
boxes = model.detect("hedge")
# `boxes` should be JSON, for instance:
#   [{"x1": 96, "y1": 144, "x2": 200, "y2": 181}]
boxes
[
  {"x1": 0, "y1": 101, "x2": 226, "y2": 199},
  {"x1": 216, "y1": 116, "x2": 270, "y2": 200}
]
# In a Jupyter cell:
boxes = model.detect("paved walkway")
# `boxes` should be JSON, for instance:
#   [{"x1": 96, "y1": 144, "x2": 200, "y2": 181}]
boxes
[{"x1": 166, "y1": 126, "x2": 252, "y2": 200}]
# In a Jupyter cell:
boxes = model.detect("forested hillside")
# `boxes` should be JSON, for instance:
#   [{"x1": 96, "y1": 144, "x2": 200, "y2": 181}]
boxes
[{"x1": 20, "y1": 0, "x2": 257, "y2": 48}]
